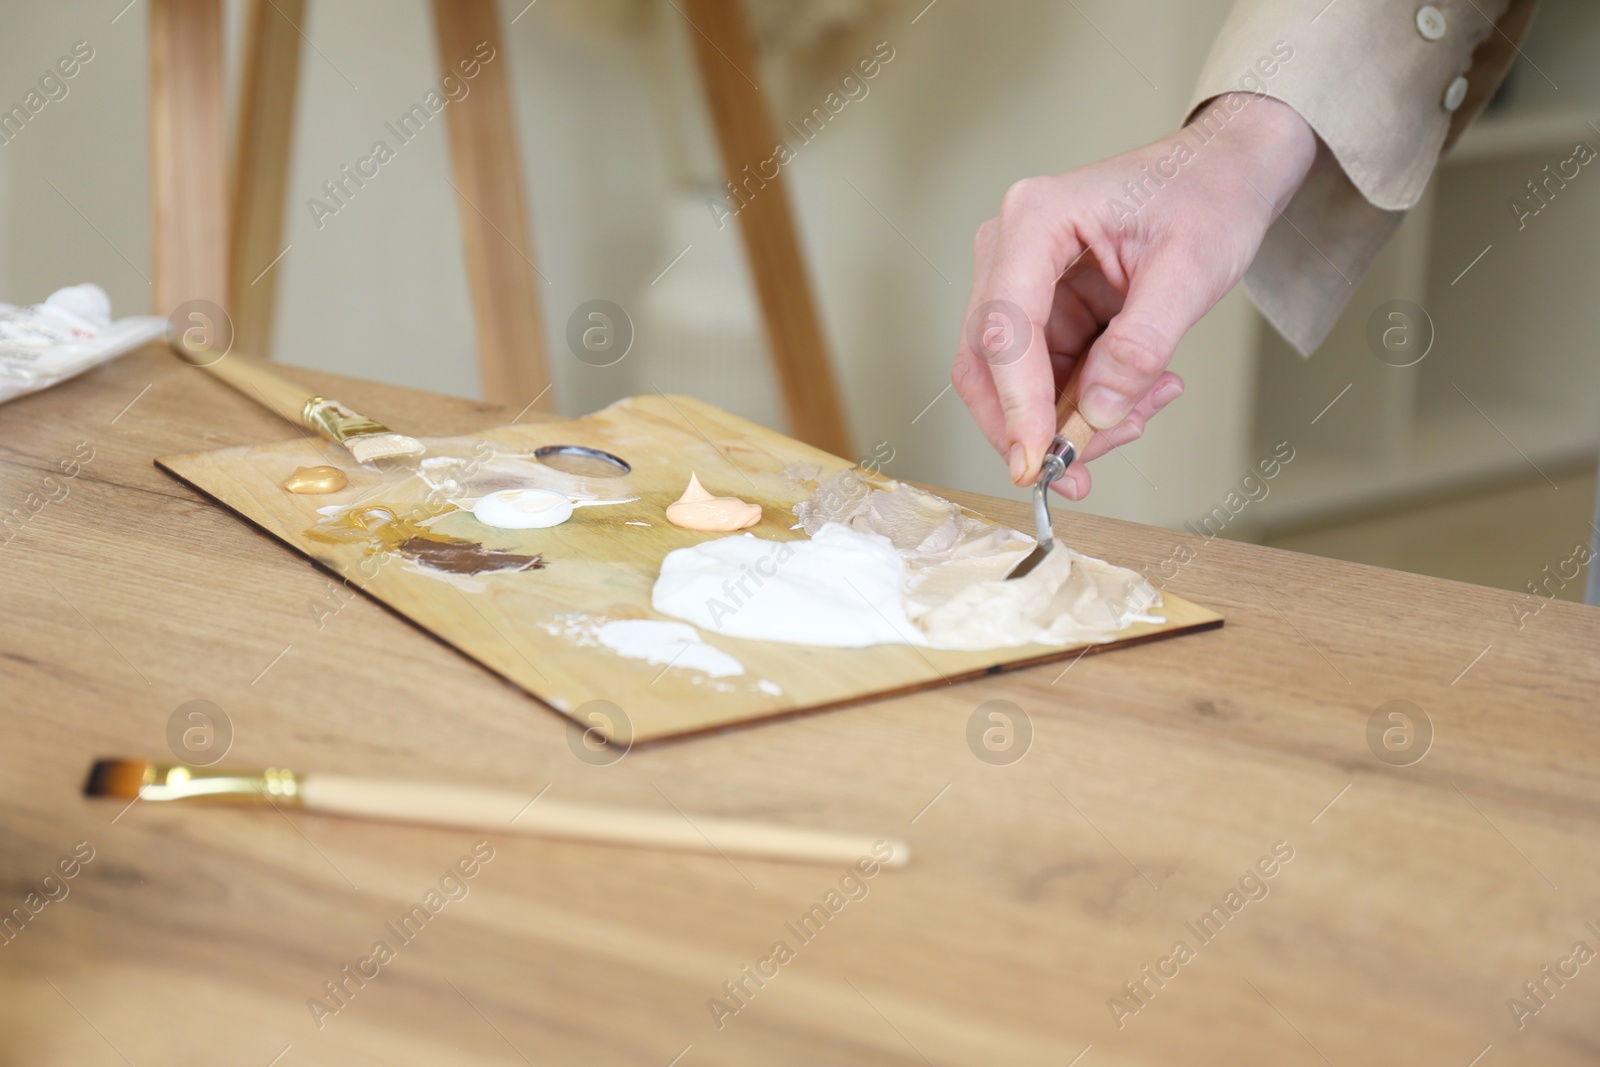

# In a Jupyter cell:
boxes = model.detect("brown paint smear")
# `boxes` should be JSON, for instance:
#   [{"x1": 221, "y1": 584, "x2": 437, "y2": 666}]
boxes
[
  {"x1": 395, "y1": 537, "x2": 542, "y2": 574},
  {"x1": 307, "y1": 503, "x2": 543, "y2": 576}
]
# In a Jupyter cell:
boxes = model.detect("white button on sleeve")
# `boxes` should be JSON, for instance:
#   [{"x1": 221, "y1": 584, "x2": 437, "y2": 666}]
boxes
[
  {"x1": 1416, "y1": 5, "x2": 1447, "y2": 41},
  {"x1": 1443, "y1": 76, "x2": 1469, "y2": 112}
]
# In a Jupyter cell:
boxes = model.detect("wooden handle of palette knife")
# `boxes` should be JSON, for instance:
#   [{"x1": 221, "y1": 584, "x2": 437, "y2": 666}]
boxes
[
  {"x1": 299, "y1": 775, "x2": 909, "y2": 867},
  {"x1": 182, "y1": 346, "x2": 316, "y2": 429},
  {"x1": 1053, "y1": 362, "x2": 1096, "y2": 461}
]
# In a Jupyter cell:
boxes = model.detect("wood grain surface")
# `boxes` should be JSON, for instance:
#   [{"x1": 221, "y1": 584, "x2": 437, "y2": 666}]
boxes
[
  {"x1": 3, "y1": 347, "x2": 1599, "y2": 1065},
  {"x1": 156, "y1": 394, "x2": 1219, "y2": 743}
]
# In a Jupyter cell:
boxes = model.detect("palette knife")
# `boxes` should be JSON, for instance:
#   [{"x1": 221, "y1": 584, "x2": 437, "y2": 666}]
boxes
[{"x1": 1005, "y1": 382, "x2": 1096, "y2": 580}]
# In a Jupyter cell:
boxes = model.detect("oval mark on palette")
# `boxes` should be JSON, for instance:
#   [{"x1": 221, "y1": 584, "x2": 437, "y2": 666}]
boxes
[{"x1": 534, "y1": 445, "x2": 631, "y2": 478}]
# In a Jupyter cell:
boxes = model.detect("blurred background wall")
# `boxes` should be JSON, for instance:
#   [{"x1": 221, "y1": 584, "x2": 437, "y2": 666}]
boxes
[{"x1": 1, "y1": 0, "x2": 1596, "y2": 600}]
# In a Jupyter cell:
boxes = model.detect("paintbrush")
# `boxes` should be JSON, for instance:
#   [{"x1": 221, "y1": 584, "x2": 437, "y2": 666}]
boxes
[
  {"x1": 84, "y1": 759, "x2": 909, "y2": 868},
  {"x1": 1006, "y1": 372, "x2": 1096, "y2": 580},
  {"x1": 168, "y1": 337, "x2": 424, "y2": 465}
]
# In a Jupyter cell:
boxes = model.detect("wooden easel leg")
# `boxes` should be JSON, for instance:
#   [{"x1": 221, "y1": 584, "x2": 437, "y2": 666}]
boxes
[
  {"x1": 431, "y1": 0, "x2": 554, "y2": 410},
  {"x1": 680, "y1": 0, "x2": 853, "y2": 456},
  {"x1": 150, "y1": 0, "x2": 228, "y2": 317},
  {"x1": 228, "y1": 0, "x2": 305, "y2": 360}
]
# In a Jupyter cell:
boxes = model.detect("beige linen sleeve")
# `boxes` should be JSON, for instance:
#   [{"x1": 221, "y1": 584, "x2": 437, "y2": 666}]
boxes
[{"x1": 1188, "y1": 0, "x2": 1539, "y2": 353}]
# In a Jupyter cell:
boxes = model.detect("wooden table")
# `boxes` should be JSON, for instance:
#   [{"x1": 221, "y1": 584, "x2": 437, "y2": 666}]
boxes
[{"x1": 3, "y1": 347, "x2": 1597, "y2": 1066}]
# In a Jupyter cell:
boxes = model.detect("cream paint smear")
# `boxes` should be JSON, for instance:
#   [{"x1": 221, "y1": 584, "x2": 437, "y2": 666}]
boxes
[
  {"x1": 539, "y1": 613, "x2": 765, "y2": 684},
  {"x1": 652, "y1": 472, "x2": 1162, "y2": 651},
  {"x1": 595, "y1": 619, "x2": 744, "y2": 677}
]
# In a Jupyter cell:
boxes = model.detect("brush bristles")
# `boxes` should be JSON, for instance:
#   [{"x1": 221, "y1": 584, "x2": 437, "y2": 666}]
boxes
[
  {"x1": 344, "y1": 432, "x2": 425, "y2": 465},
  {"x1": 83, "y1": 758, "x2": 150, "y2": 799}
]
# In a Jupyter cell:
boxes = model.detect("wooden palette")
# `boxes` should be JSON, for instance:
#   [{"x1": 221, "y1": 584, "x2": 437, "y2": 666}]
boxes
[{"x1": 157, "y1": 395, "x2": 1222, "y2": 742}]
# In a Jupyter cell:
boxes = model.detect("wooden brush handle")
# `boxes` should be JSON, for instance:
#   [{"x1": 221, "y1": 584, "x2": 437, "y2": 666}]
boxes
[
  {"x1": 300, "y1": 775, "x2": 908, "y2": 867},
  {"x1": 178, "y1": 343, "x2": 315, "y2": 429}
]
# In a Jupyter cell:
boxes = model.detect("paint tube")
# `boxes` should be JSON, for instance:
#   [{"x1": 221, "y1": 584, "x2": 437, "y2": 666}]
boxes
[{"x1": 0, "y1": 283, "x2": 165, "y2": 405}]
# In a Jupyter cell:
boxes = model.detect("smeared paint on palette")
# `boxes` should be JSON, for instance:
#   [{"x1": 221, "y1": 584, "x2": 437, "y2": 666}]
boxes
[
  {"x1": 156, "y1": 394, "x2": 1222, "y2": 743},
  {"x1": 397, "y1": 536, "x2": 542, "y2": 575},
  {"x1": 307, "y1": 502, "x2": 543, "y2": 577}
]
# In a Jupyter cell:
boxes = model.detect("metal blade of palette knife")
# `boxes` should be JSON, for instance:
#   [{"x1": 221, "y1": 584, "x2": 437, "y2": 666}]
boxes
[{"x1": 1005, "y1": 440, "x2": 1072, "y2": 579}]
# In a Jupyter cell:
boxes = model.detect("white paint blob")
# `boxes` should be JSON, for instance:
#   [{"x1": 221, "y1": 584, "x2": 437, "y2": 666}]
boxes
[
  {"x1": 415, "y1": 449, "x2": 635, "y2": 513},
  {"x1": 652, "y1": 474, "x2": 1165, "y2": 651},
  {"x1": 652, "y1": 524, "x2": 924, "y2": 647},
  {"x1": 594, "y1": 619, "x2": 745, "y2": 678},
  {"x1": 472, "y1": 488, "x2": 574, "y2": 529}
]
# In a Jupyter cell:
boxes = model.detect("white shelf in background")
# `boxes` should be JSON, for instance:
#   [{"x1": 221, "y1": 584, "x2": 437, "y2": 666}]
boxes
[{"x1": 1253, "y1": 399, "x2": 1598, "y2": 530}]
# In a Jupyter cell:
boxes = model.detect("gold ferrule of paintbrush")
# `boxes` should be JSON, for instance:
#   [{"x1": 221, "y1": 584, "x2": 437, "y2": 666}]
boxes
[
  {"x1": 301, "y1": 396, "x2": 389, "y2": 446},
  {"x1": 139, "y1": 763, "x2": 304, "y2": 805}
]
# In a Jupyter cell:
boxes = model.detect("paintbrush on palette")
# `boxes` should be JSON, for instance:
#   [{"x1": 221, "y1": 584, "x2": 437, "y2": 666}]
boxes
[
  {"x1": 84, "y1": 759, "x2": 909, "y2": 868},
  {"x1": 168, "y1": 336, "x2": 424, "y2": 465}
]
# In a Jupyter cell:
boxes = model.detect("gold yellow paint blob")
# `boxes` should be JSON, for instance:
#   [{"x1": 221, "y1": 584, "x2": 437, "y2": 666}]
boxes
[
  {"x1": 283, "y1": 465, "x2": 349, "y2": 494},
  {"x1": 665, "y1": 473, "x2": 761, "y2": 531}
]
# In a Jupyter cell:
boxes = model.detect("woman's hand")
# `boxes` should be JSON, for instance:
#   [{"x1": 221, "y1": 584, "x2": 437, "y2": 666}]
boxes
[{"x1": 952, "y1": 94, "x2": 1317, "y2": 499}]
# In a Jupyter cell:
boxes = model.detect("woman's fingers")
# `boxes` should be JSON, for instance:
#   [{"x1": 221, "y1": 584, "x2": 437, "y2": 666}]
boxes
[
  {"x1": 1044, "y1": 262, "x2": 1108, "y2": 359},
  {"x1": 1052, "y1": 370, "x2": 1185, "y2": 500},
  {"x1": 1081, "y1": 371, "x2": 1184, "y2": 462},
  {"x1": 1055, "y1": 462, "x2": 1093, "y2": 501},
  {"x1": 950, "y1": 218, "x2": 1014, "y2": 458},
  {"x1": 968, "y1": 179, "x2": 1086, "y2": 484},
  {"x1": 955, "y1": 100, "x2": 1319, "y2": 500},
  {"x1": 950, "y1": 346, "x2": 1010, "y2": 457},
  {"x1": 1074, "y1": 253, "x2": 1214, "y2": 431}
]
